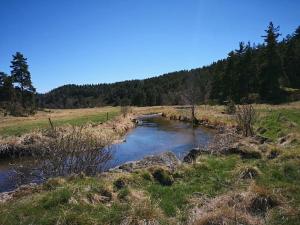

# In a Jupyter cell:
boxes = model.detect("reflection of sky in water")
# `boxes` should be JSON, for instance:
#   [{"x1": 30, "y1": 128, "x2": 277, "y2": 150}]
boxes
[
  {"x1": 0, "y1": 116, "x2": 214, "y2": 192},
  {"x1": 110, "y1": 117, "x2": 214, "y2": 166}
]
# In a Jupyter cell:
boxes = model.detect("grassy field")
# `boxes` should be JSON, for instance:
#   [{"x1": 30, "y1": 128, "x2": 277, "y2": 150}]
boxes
[{"x1": 0, "y1": 107, "x2": 120, "y2": 137}]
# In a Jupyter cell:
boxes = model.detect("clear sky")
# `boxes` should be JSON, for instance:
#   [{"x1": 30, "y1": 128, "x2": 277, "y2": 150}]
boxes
[{"x1": 0, "y1": 0, "x2": 300, "y2": 93}]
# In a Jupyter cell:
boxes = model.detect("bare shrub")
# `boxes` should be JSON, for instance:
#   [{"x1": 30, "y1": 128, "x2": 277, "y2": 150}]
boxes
[
  {"x1": 207, "y1": 131, "x2": 238, "y2": 154},
  {"x1": 235, "y1": 104, "x2": 257, "y2": 137},
  {"x1": 34, "y1": 126, "x2": 113, "y2": 178}
]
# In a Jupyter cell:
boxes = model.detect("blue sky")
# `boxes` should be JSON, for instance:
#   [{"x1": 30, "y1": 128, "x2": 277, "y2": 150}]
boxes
[{"x1": 0, "y1": 0, "x2": 300, "y2": 93}]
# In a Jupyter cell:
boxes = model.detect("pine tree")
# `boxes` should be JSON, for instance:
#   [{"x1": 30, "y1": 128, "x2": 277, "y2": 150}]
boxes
[
  {"x1": 0, "y1": 72, "x2": 15, "y2": 111},
  {"x1": 10, "y1": 52, "x2": 36, "y2": 109},
  {"x1": 0, "y1": 72, "x2": 8, "y2": 103},
  {"x1": 259, "y1": 22, "x2": 283, "y2": 102},
  {"x1": 284, "y1": 26, "x2": 300, "y2": 88}
]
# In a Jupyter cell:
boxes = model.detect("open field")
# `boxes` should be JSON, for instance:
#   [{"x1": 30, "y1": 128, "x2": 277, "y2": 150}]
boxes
[{"x1": 0, "y1": 107, "x2": 120, "y2": 137}]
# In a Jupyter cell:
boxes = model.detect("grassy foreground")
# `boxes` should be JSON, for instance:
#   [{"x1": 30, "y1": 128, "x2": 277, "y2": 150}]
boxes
[
  {"x1": 0, "y1": 107, "x2": 120, "y2": 137},
  {"x1": 0, "y1": 103, "x2": 299, "y2": 224}
]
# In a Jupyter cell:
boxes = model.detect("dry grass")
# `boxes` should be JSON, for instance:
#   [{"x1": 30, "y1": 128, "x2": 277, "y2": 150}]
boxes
[
  {"x1": 0, "y1": 114, "x2": 135, "y2": 158},
  {"x1": 133, "y1": 101, "x2": 300, "y2": 128},
  {"x1": 0, "y1": 107, "x2": 120, "y2": 136}
]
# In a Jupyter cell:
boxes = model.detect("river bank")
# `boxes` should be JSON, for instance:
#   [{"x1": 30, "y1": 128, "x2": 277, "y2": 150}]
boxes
[{"x1": 0, "y1": 113, "x2": 134, "y2": 159}]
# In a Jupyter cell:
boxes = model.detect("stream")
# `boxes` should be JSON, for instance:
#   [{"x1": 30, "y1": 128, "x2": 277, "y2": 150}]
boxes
[{"x1": 0, "y1": 115, "x2": 214, "y2": 192}]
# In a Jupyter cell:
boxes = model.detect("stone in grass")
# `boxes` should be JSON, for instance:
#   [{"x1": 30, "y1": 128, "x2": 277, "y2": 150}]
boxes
[{"x1": 183, "y1": 148, "x2": 208, "y2": 163}]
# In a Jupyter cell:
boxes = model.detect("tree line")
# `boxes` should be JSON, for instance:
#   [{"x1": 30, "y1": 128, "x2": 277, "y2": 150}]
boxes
[{"x1": 1, "y1": 22, "x2": 300, "y2": 112}]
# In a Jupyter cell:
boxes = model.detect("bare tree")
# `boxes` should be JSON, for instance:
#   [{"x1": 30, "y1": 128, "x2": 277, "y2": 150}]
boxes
[
  {"x1": 235, "y1": 104, "x2": 257, "y2": 137},
  {"x1": 181, "y1": 74, "x2": 204, "y2": 126}
]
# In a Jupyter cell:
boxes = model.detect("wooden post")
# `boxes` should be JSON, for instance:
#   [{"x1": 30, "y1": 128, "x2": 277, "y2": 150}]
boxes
[
  {"x1": 106, "y1": 112, "x2": 109, "y2": 121},
  {"x1": 48, "y1": 118, "x2": 54, "y2": 131}
]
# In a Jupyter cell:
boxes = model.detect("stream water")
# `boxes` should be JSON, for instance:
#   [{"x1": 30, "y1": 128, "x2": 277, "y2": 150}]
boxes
[{"x1": 0, "y1": 115, "x2": 214, "y2": 192}]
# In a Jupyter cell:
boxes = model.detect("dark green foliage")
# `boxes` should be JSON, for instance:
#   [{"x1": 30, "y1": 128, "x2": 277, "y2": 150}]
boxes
[
  {"x1": 259, "y1": 22, "x2": 283, "y2": 102},
  {"x1": 283, "y1": 26, "x2": 300, "y2": 89}
]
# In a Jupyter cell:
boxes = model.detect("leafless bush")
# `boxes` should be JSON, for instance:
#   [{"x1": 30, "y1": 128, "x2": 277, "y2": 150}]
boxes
[
  {"x1": 207, "y1": 131, "x2": 238, "y2": 154},
  {"x1": 33, "y1": 126, "x2": 113, "y2": 177},
  {"x1": 235, "y1": 104, "x2": 257, "y2": 137}
]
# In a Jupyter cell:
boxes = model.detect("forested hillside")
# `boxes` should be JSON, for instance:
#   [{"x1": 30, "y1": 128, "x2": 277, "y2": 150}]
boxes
[{"x1": 2, "y1": 23, "x2": 299, "y2": 109}]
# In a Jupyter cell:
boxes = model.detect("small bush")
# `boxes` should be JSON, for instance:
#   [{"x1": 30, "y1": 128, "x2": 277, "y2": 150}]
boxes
[
  {"x1": 224, "y1": 99, "x2": 236, "y2": 114},
  {"x1": 151, "y1": 167, "x2": 174, "y2": 186},
  {"x1": 117, "y1": 187, "x2": 130, "y2": 200}
]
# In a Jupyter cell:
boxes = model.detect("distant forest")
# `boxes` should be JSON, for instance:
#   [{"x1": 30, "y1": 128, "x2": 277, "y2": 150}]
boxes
[{"x1": 1, "y1": 22, "x2": 300, "y2": 111}]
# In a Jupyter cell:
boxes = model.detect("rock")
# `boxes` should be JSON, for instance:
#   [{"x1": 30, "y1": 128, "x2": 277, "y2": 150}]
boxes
[
  {"x1": 183, "y1": 148, "x2": 208, "y2": 163},
  {"x1": 113, "y1": 152, "x2": 180, "y2": 173}
]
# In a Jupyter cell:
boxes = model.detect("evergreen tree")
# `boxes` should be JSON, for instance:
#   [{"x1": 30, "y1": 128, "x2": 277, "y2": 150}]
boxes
[
  {"x1": 284, "y1": 26, "x2": 300, "y2": 88},
  {"x1": 0, "y1": 72, "x2": 8, "y2": 102},
  {"x1": 259, "y1": 22, "x2": 283, "y2": 102},
  {"x1": 10, "y1": 52, "x2": 36, "y2": 109},
  {"x1": 0, "y1": 72, "x2": 15, "y2": 109}
]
